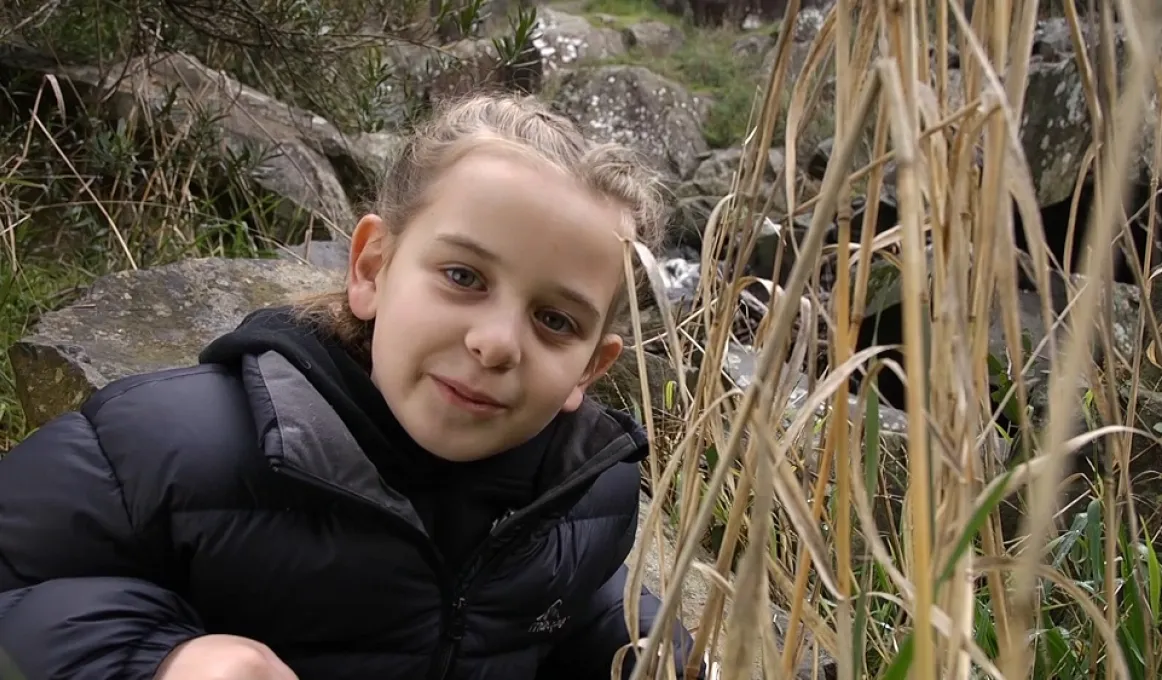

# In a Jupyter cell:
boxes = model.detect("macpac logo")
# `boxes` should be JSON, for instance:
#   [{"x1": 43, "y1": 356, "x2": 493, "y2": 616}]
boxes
[{"x1": 528, "y1": 599, "x2": 569, "y2": 634}]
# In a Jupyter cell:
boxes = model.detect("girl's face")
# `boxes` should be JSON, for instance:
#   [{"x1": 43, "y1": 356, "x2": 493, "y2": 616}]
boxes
[{"x1": 346, "y1": 149, "x2": 628, "y2": 462}]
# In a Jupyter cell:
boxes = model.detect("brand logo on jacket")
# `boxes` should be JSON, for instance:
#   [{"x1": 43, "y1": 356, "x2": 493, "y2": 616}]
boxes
[{"x1": 528, "y1": 599, "x2": 569, "y2": 634}]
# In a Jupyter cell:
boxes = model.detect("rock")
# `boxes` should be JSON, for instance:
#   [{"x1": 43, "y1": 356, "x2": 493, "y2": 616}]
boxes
[
  {"x1": 689, "y1": 147, "x2": 746, "y2": 197},
  {"x1": 590, "y1": 347, "x2": 683, "y2": 419},
  {"x1": 732, "y1": 34, "x2": 775, "y2": 59},
  {"x1": 761, "y1": 39, "x2": 817, "y2": 84},
  {"x1": 671, "y1": 146, "x2": 791, "y2": 256},
  {"x1": 1019, "y1": 58, "x2": 1093, "y2": 207},
  {"x1": 477, "y1": 0, "x2": 516, "y2": 36},
  {"x1": 790, "y1": 7, "x2": 829, "y2": 42},
  {"x1": 686, "y1": 145, "x2": 786, "y2": 200},
  {"x1": 551, "y1": 65, "x2": 710, "y2": 181},
  {"x1": 1017, "y1": 18, "x2": 1157, "y2": 206},
  {"x1": 759, "y1": 6, "x2": 847, "y2": 107},
  {"x1": 589, "y1": 13, "x2": 621, "y2": 28},
  {"x1": 0, "y1": 46, "x2": 360, "y2": 237},
  {"x1": 9, "y1": 258, "x2": 344, "y2": 429},
  {"x1": 1105, "y1": 279, "x2": 1162, "y2": 514},
  {"x1": 344, "y1": 131, "x2": 406, "y2": 190},
  {"x1": 1031, "y1": 15, "x2": 1122, "y2": 63},
  {"x1": 806, "y1": 138, "x2": 832, "y2": 180},
  {"x1": 632, "y1": 491, "x2": 838, "y2": 680},
  {"x1": 622, "y1": 20, "x2": 686, "y2": 58},
  {"x1": 767, "y1": 147, "x2": 787, "y2": 176},
  {"x1": 745, "y1": 216, "x2": 794, "y2": 283},
  {"x1": 279, "y1": 241, "x2": 351, "y2": 272},
  {"x1": 532, "y1": 8, "x2": 627, "y2": 73},
  {"x1": 670, "y1": 194, "x2": 720, "y2": 248}
]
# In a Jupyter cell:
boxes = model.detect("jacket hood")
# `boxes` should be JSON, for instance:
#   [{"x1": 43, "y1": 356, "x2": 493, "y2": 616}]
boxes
[{"x1": 198, "y1": 306, "x2": 648, "y2": 535}]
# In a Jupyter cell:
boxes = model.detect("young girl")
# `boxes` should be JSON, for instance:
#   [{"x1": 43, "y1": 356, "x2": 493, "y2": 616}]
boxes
[{"x1": 0, "y1": 93, "x2": 706, "y2": 680}]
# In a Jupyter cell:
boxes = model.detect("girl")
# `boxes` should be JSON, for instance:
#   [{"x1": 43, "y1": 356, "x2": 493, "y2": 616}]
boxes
[{"x1": 0, "y1": 93, "x2": 705, "y2": 680}]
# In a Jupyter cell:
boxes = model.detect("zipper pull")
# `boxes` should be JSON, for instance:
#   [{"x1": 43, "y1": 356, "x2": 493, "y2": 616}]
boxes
[
  {"x1": 490, "y1": 509, "x2": 516, "y2": 536},
  {"x1": 448, "y1": 597, "x2": 467, "y2": 641}
]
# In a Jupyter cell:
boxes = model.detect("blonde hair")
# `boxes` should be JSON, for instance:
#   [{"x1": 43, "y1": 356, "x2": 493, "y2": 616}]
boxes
[{"x1": 293, "y1": 92, "x2": 667, "y2": 367}]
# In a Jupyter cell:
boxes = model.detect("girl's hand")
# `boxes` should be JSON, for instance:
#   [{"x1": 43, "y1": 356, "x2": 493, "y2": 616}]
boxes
[{"x1": 155, "y1": 634, "x2": 298, "y2": 680}]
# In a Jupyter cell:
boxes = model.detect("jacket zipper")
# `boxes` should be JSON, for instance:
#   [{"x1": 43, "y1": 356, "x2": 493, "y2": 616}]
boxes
[
  {"x1": 429, "y1": 595, "x2": 467, "y2": 679},
  {"x1": 271, "y1": 461, "x2": 507, "y2": 680},
  {"x1": 270, "y1": 461, "x2": 467, "y2": 679},
  {"x1": 270, "y1": 435, "x2": 643, "y2": 680},
  {"x1": 428, "y1": 509, "x2": 523, "y2": 680}
]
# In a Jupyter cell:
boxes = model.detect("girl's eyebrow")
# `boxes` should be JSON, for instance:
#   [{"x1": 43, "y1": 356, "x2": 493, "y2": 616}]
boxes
[
  {"x1": 551, "y1": 285, "x2": 601, "y2": 322},
  {"x1": 435, "y1": 233, "x2": 499, "y2": 263},
  {"x1": 434, "y1": 232, "x2": 602, "y2": 320}
]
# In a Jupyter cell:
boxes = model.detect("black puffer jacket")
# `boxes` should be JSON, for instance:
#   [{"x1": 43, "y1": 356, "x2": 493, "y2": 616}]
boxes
[{"x1": 0, "y1": 308, "x2": 702, "y2": 680}]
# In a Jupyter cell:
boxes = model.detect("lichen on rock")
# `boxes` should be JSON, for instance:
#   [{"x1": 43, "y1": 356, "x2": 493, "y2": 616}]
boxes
[{"x1": 9, "y1": 258, "x2": 344, "y2": 429}]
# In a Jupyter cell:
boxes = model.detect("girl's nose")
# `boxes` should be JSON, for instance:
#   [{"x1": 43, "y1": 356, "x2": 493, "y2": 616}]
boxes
[{"x1": 464, "y1": 315, "x2": 522, "y2": 369}]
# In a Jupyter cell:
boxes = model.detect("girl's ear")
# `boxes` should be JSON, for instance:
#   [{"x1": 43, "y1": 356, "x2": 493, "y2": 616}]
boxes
[
  {"x1": 561, "y1": 334, "x2": 624, "y2": 413},
  {"x1": 347, "y1": 215, "x2": 389, "y2": 321}
]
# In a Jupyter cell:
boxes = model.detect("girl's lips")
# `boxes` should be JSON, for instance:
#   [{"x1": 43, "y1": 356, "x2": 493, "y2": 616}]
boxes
[{"x1": 431, "y1": 376, "x2": 507, "y2": 414}]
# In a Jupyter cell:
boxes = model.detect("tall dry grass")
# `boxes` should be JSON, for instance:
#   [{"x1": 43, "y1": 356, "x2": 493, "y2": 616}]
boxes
[{"x1": 618, "y1": 1, "x2": 1162, "y2": 679}]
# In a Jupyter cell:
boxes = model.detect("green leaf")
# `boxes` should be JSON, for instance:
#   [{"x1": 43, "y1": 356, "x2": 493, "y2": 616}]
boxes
[
  {"x1": 937, "y1": 467, "x2": 1016, "y2": 587},
  {"x1": 1144, "y1": 529, "x2": 1161, "y2": 625},
  {"x1": 851, "y1": 590, "x2": 870, "y2": 680},
  {"x1": 881, "y1": 633, "x2": 914, "y2": 680},
  {"x1": 704, "y1": 445, "x2": 719, "y2": 472},
  {"x1": 1085, "y1": 498, "x2": 1103, "y2": 583},
  {"x1": 1119, "y1": 531, "x2": 1149, "y2": 680},
  {"x1": 1037, "y1": 627, "x2": 1080, "y2": 679}
]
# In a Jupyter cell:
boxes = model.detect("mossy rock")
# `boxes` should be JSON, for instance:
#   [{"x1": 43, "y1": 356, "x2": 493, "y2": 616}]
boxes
[{"x1": 9, "y1": 257, "x2": 343, "y2": 430}]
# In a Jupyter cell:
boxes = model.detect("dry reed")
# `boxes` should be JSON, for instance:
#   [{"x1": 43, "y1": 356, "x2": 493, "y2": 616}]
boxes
[{"x1": 616, "y1": 1, "x2": 1162, "y2": 679}]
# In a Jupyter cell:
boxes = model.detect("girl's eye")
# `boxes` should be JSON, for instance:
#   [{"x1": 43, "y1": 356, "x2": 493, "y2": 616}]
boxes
[
  {"x1": 538, "y1": 310, "x2": 576, "y2": 335},
  {"x1": 444, "y1": 267, "x2": 482, "y2": 290}
]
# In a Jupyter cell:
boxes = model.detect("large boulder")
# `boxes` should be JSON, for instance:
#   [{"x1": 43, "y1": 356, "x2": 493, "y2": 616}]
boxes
[
  {"x1": 550, "y1": 65, "x2": 710, "y2": 181},
  {"x1": 531, "y1": 7, "x2": 628, "y2": 73},
  {"x1": 622, "y1": 20, "x2": 686, "y2": 58},
  {"x1": 1012, "y1": 18, "x2": 1157, "y2": 206},
  {"x1": 1020, "y1": 57, "x2": 1098, "y2": 207},
  {"x1": 280, "y1": 240, "x2": 352, "y2": 271},
  {"x1": 8, "y1": 258, "x2": 343, "y2": 430},
  {"x1": 0, "y1": 45, "x2": 380, "y2": 237},
  {"x1": 1106, "y1": 279, "x2": 1162, "y2": 514},
  {"x1": 670, "y1": 146, "x2": 790, "y2": 257},
  {"x1": 762, "y1": 6, "x2": 830, "y2": 80}
]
